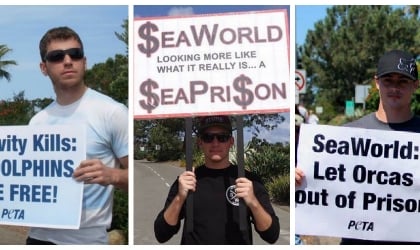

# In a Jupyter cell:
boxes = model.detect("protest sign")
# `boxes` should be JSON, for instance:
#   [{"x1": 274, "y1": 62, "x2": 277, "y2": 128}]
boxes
[
  {"x1": 133, "y1": 9, "x2": 290, "y2": 119},
  {"x1": 0, "y1": 125, "x2": 85, "y2": 229},
  {"x1": 296, "y1": 124, "x2": 420, "y2": 242}
]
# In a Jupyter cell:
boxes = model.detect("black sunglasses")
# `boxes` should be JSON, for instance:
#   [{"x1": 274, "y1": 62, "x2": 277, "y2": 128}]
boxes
[
  {"x1": 44, "y1": 48, "x2": 84, "y2": 63},
  {"x1": 200, "y1": 133, "x2": 231, "y2": 143}
]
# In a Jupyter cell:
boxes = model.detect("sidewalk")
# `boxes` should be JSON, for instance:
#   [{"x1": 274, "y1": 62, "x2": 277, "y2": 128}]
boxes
[
  {"x1": 300, "y1": 235, "x2": 340, "y2": 245},
  {"x1": 0, "y1": 225, "x2": 28, "y2": 245}
]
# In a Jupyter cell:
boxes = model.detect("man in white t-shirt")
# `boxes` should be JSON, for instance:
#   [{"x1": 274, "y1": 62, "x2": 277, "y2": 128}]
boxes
[
  {"x1": 307, "y1": 110, "x2": 319, "y2": 124},
  {"x1": 26, "y1": 26, "x2": 128, "y2": 245}
]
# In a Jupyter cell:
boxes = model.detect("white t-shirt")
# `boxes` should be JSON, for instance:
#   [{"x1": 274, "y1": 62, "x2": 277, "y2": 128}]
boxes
[
  {"x1": 28, "y1": 88, "x2": 128, "y2": 244},
  {"x1": 297, "y1": 105, "x2": 308, "y2": 122},
  {"x1": 307, "y1": 114, "x2": 319, "y2": 124}
]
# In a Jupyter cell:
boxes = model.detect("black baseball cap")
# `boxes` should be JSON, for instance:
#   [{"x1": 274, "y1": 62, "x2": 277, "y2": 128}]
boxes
[
  {"x1": 198, "y1": 115, "x2": 232, "y2": 135},
  {"x1": 377, "y1": 50, "x2": 418, "y2": 80}
]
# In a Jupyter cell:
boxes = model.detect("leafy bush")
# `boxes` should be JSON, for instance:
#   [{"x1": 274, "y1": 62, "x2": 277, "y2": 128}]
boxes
[
  {"x1": 266, "y1": 174, "x2": 290, "y2": 204},
  {"x1": 244, "y1": 141, "x2": 289, "y2": 184},
  {"x1": 134, "y1": 147, "x2": 148, "y2": 160},
  {"x1": 179, "y1": 149, "x2": 205, "y2": 169},
  {"x1": 230, "y1": 139, "x2": 290, "y2": 205},
  {"x1": 110, "y1": 188, "x2": 128, "y2": 244}
]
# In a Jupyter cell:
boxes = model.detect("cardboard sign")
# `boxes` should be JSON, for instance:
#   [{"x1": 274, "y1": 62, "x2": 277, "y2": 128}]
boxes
[
  {"x1": 0, "y1": 125, "x2": 85, "y2": 229},
  {"x1": 296, "y1": 124, "x2": 420, "y2": 242},
  {"x1": 133, "y1": 9, "x2": 290, "y2": 119}
]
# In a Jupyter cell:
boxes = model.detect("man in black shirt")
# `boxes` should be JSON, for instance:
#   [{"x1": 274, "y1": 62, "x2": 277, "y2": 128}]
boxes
[{"x1": 154, "y1": 115, "x2": 280, "y2": 244}]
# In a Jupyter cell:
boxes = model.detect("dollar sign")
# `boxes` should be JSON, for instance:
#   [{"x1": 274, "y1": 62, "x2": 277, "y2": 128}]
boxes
[
  {"x1": 139, "y1": 79, "x2": 160, "y2": 113},
  {"x1": 233, "y1": 74, "x2": 254, "y2": 110},
  {"x1": 138, "y1": 21, "x2": 160, "y2": 58}
]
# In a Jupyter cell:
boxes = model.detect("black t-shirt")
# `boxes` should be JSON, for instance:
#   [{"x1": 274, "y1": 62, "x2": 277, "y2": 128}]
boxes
[{"x1": 154, "y1": 164, "x2": 280, "y2": 244}]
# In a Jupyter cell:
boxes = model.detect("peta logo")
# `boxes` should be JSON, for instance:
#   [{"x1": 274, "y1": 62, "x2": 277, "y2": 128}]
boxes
[
  {"x1": 1, "y1": 208, "x2": 25, "y2": 220},
  {"x1": 348, "y1": 220, "x2": 374, "y2": 231}
]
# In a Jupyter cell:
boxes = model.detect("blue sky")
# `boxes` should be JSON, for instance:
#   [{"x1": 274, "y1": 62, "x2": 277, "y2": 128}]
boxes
[
  {"x1": 295, "y1": 5, "x2": 407, "y2": 46},
  {"x1": 295, "y1": 5, "x2": 330, "y2": 46},
  {"x1": 0, "y1": 4, "x2": 334, "y2": 144},
  {"x1": 0, "y1": 5, "x2": 127, "y2": 100},
  {"x1": 134, "y1": 5, "x2": 291, "y2": 143},
  {"x1": 134, "y1": 5, "x2": 289, "y2": 17}
]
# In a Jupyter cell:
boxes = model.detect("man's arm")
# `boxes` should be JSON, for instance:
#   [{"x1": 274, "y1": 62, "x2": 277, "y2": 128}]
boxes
[
  {"x1": 154, "y1": 174, "x2": 191, "y2": 243},
  {"x1": 112, "y1": 156, "x2": 128, "y2": 191},
  {"x1": 236, "y1": 177, "x2": 280, "y2": 244},
  {"x1": 236, "y1": 178, "x2": 272, "y2": 230},
  {"x1": 163, "y1": 170, "x2": 195, "y2": 225}
]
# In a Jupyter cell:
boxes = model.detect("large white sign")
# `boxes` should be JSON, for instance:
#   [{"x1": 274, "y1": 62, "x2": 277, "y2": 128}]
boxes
[
  {"x1": 133, "y1": 9, "x2": 290, "y2": 119},
  {"x1": 296, "y1": 124, "x2": 420, "y2": 242},
  {"x1": 0, "y1": 125, "x2": 85, "y2": 229}
]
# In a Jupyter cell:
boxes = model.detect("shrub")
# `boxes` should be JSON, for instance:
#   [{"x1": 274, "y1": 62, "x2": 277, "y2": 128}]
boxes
[
  {"x1": 266, "y1": 174, "x2": 290, "y2": 205},
  {"x1": 110, "y1": 188, "x2": 128, "y2": 244},
  {"x1": 244, "y1": 142, "x2": 289, "y2": 184}
]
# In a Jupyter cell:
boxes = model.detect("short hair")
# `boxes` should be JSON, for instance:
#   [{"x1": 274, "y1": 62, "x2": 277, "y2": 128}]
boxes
[{"x1": 39, "y1": 26, "x2": 84, "y2": 62}]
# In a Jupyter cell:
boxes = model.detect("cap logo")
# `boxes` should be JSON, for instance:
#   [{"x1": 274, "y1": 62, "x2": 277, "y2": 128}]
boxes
[
  {"x1": 198, "y1": 115, "x2": 232, "y2": 134},
  {"x1": 397, "y1": 58, "x2": 417, "y2": 77},
  {"x1": 205, "y1": 117, "x2": 224, "y2": 123}
]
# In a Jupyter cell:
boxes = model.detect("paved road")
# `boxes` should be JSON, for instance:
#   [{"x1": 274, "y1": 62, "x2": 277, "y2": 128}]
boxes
[{"x1": 133, "y1": 160, "x2": 290, "y2": 245}]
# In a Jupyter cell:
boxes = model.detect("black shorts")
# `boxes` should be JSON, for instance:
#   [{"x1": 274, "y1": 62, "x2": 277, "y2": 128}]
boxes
[{"x1": 26, "y1": 237, "x2": 55, "y2": 245}]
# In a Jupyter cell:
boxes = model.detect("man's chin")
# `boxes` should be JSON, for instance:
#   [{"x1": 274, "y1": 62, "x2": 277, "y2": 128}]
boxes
[{"x1": 210, "y1": 155, "x2": 223, "y2": 162}]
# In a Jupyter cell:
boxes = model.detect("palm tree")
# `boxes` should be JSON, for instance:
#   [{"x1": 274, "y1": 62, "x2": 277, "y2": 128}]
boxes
[{"x1": 0, "y1": 44, "x2": 18, "y2": 82}]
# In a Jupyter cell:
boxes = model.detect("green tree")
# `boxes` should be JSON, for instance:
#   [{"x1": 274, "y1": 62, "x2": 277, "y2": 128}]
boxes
[
  {"x1": 85, "y1": 54, "x2": 128, "y2": 103},
  {"x1": 299, "y1": 5, "x2": 420, "y2": 119},
  {"x1": 0, "y1": 44, "x2": 18, "y2": 82},
  {"x1": 109, "y1": 55, "x2": 128, "y2": 105},
  {"x1": 134, "y1": 114, "x2": 288, "y2": 162},
  {"x1": 31, "y1": 97, "x2": 54, "y2": 111},
  {"x1": 242, "y1": 113, "x2": 286, "y2": 138},
  {"x1": 115, "y1": 19, "x2": 128, "y2": 54},
  {"x1": 84, "y1": 19, "x2": 128, "y2": 104},
  {"x1": 0, "y1": 92, "x2": 32, "y2": 125},
  {"x1": 135, "y1": 119, "x2": 185, "y2": 161}
]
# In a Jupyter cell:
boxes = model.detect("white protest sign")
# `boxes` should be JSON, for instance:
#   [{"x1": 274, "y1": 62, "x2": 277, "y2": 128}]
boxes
[
  {"x1": 296, "y1": 124, "x2": 420, "y2": 242},
  {"x1": 133, "y1": 9, "x2": 290, "y2": 119},
  {"x1": 0, "y1": 125, "x2": 85, "y2": 229}
]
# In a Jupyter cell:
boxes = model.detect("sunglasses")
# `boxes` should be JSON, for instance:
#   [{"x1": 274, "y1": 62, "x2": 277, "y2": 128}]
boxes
[
  {"x1": 200, "y1": 133, "x2": 231, "y2": 143},
  {"x1": 44, "y1": 48, "x2": 84, "y2": 62}
]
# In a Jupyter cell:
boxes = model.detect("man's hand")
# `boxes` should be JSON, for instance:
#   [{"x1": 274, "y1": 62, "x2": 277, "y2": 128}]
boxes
[
  {"x1": 295, "y1": 167, "x2": 305, "y2": 187},
  {"x1": 235, "y1": 177, "x2": 257, "y2": 206},
  {"x1": 73, "y1": 159, "x2": 116, "y2": 186},
  {"x1": 177, "y1": 170, "x2": 196, "y2": 199}
]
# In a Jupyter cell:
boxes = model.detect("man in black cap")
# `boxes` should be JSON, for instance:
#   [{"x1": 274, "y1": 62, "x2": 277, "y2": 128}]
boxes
[
  {"x1": 340, "y1": 50, "x2": 419, "y2": 244},
  {"x1": 295, "y1": 49, "x2": 419, "y2": 245},
  {"x1": 344, "y1": 49, "x2": 419, "y2": 129},
  {"x1": 154, "y1": 115, "x2": 280, "y2": 244}
]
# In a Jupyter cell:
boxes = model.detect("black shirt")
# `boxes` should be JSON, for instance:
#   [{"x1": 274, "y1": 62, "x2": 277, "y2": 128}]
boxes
[{"x1": 154, "y1": 164, "x2": 280, "y2": 244}]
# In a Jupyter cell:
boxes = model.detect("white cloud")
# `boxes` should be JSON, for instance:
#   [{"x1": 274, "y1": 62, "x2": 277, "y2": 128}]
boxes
[{"x1": 167, "y1": 6, "x2": 194, "y2": 16}]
